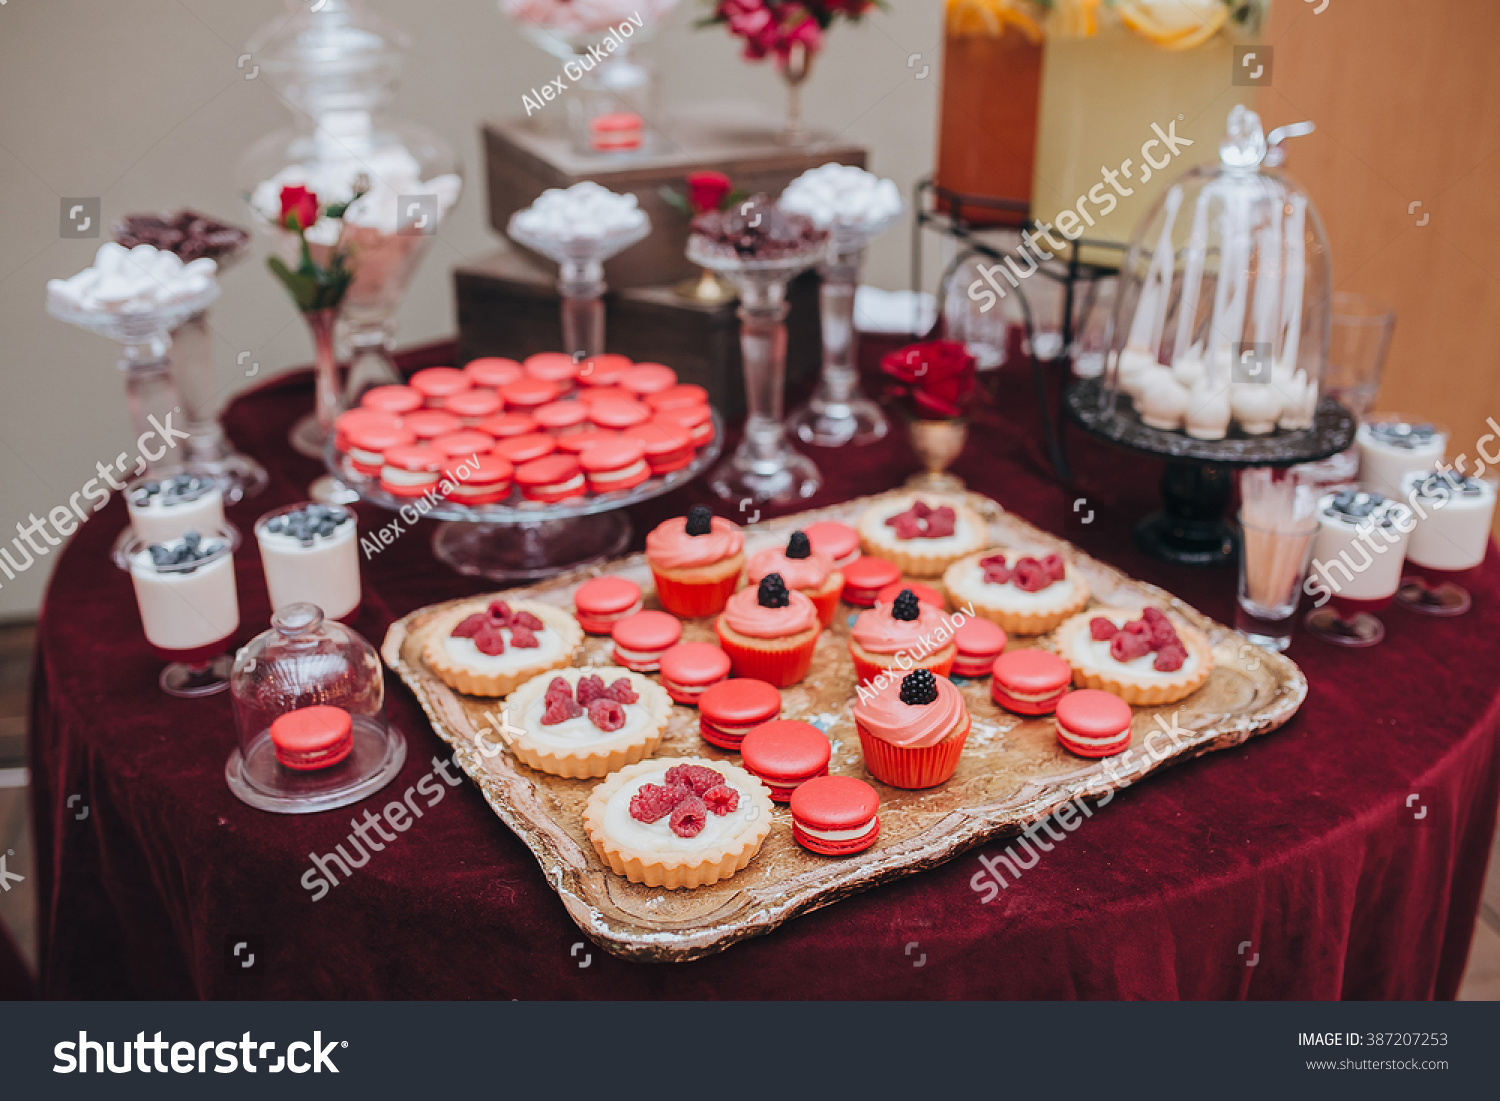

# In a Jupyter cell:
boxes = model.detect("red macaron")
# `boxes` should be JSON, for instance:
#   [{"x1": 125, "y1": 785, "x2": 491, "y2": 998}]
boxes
[
  {"x1": 589, "y1": 398, "x2": 651, "y2": 432},
  {"x1": 523, "y1": 352, "x2": 580, "y2": 389},
  {"x1": 953, "y1": 616, "x2": 1007, "y2": 678},
  {"x1": 657, "y1": 641, "x2": 732, "y2": 705},
  {"x1": 478, "y1": 411, "x2": 537, "y2": 440},
  {"x1": 697, "y1": 678, "x2": 781, "y2": 750},
  {"x1": 790, "y1": 775, "x2": 880, "y2": 856},
  {"x1": 557, "y1": 429, "x2": 620, "y2": 455},
  {"x1": 494, "y1": 432, "x2": 557, "y2": 465},
  {"x1": 618, "y1": 362, "x2": 677, "y2": 397},
  {"x1": 431, "y1": 430, "x2": 496, "y2": 463},
  {"x1": 579, "y1": 437, "x2": 650, "y2": 494},
  {"x1": 991, "y1": 649, "x2": 1073, "y2": 716},
  {"x1": 841, "y1": 556, "x2": 902, "y2": 607},
  {"x1": 739, "y1": 719, "x2": 831, "y2": 802},
  {"x1": 803, "y1": 520, "x2": 860, "y2": 569},
  {"x1": 445, "y1": 452, "x2": 514, "y2": 506},
  {"x1": 463, "y1": 356, "x2": 524, "y2": 389},
  {"x1": 876, "y1": 580, "x2": 945, "y2": 611},
  {"x1": 533, "y1": 400, "x2": 590, "y2": 435},
  {"x1": 360, "y1": 384, "x2": 423, "y2": 416},
  {"x1": 501, "y1": 377, "x2": 562, "y2": 411},
  {"x1": 271, "y1": 704, "x2": 354, "y2": 771},
  {"x1": 403, "y1": 409, "x2": 462, "y2": 441},
  {"x1": 409, "y1": 366, "x2": 471, "y2": 407},
  {"x1": 653, "y1": 405, "x2": 714, "y2": 449},
  {"x1": 1055, "y1": 689, "x2": 1133, "y2": 758},
  {"x1": 379, "y1": 443, "x2": 445, "y2": 498},
  {"x1": 335, "y1": 408, "x2": 400, "y2": 454},
  {"x1": 610, "y1": 609, "x2": 682, "y2": 672},
  {"x1": 444, "y1": 388, "x2": 503, "y2": 423},
  {"x1": 573, "y1": 576, "x2": 644, "y2": 634},
  {"x1": 576, "y1": 353, "x2": 632, "y2": 388},
  {"x1": 623, "y1": 421, "x2": 694, "y2": 475},
  {"x1": 344, "y1": 417, "x2": 415, "y2": 477},
  {"x1": 645, "y1": 383, "x2": 708, "y2": 413},
  {"x1": 514, "y1": 454, "x2": 585, "y2": 503}
]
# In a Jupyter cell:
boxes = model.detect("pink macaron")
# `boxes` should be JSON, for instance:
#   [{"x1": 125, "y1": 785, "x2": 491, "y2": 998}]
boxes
[
  {"x1": 360, "y1": 384, "x2": 423, "y2": 417},
  {"x1": 791, "y1": 775, "x2": 880, "y2": 855},
  {"x1": 610, "y1": 609, "x2": 682, "y2": 672},
  {"x1": 270, "y1": 704, "x2": 354, "y2": 771},
  {"x1": 533, "y1": 400, "x2": 590, "y2": 436},
  {"x1": 841, "y1": 556, "x2": 901, "y2": 607},
  {"x1": 697, "y1": 678, "x2": 781, "y2": 751},
  {"x1": 1055, "y1": 689, "x2": 1133, "y2": 758},
  {"x1": 379, "y1": 443, "x2": 445, "y2": 498},
  {"x1": 580, "y1": 437, "x2": 650, "y2": 494},
  {"x1": 477, "y1": 411, "x2": 537, "y2": 440},
  {"x1": 444, "y1": 388, "x2": 503, "y2": 423},
  {"x1": 803, "y1": 520, "x2": 860, "y2": 569},
  {"x1": 952, "y1": 616, "x2": 1007, "y2": 678},
  {"x1": 573, "y1": 576, "x2": 644, "y2": 634},
  {"x1": 576, "y1": 353, "x2": 632, "y2": 388},
  {"x1": 657, "y1": 641, "x2": 732, "y2": 706},
  {"x1": 403, "y1": 409, "x2": 462, "y2": 441},
  {"x1": 409, "y1": 367, "x2": 471, "y2": 407},
  {"x1": 739, "y1": 719, "x2": 831, "y2": 802},
  {"x1": 463, "y1": 357, "x2": 524, "y2": 389},
  {"x1": 500, "y1": 377, "x2": 562, "y2": 412},
  {"x1": 991, "y1": 649, "x2": 1073, "y2": 716},
  {"x1": 619, "y1": 363, "x2": 677, "y2": 397}
]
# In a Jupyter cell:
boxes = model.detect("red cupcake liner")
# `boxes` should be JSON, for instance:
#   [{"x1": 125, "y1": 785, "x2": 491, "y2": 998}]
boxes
[
  {"x1": 714, "y1": 623, "x2": 817, "y2": 688},
  {"x1": 652, "y1": 567, "x2": 739, "y2": 618},
  {"x1": 849, "y1": 648, "x2": 955, "y2": 692},
  {"x1": 856, "y1": 714, "x2": 969, "y2": 790},
  {"x1": 807, "y1": 582, "x2": 842, "y2": 629}
]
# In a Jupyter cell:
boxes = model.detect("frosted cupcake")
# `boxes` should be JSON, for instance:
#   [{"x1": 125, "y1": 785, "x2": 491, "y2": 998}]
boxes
[
  {"x1": 853, "y1": 669, "x2": 970, "y2": 789},
  {"x1": 646, "y1": 504, "x2": 745, "y2": 617},
  {"x1": 714, "y1": 574, "x2": 821, "y2": 687},
  {"x1": 745, "y1": 530, "x2": 844, "y2": 628},
  {"x1": 848, "y1": 588, "x2": 956, "y2": 686}
]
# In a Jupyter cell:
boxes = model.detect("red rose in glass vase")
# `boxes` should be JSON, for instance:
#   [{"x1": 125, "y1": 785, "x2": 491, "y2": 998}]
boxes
[{"x1": 881, "y1": 340, "x2": 979, "y2": 420}]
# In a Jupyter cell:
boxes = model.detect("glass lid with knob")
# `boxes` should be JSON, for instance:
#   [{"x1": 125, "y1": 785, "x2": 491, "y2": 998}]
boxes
[{"x1": 1100, "y1": 104, "x2": 1332, "y2": 443}]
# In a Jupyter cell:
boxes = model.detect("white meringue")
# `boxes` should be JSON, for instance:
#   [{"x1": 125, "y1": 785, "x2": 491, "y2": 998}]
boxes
[
  {"x1": 1139, "y1": 371, "x2": 1190, "y2": 431},
  {"x1": 1116, "y1": 345, "x2": 1162, "y2": 400},
  {"x1": 1230, "y1": 383, "x2": 1283, "y2": 435},
  {"x1": 1184, "y1": 382, "x2": 1232, "y2": 439}
]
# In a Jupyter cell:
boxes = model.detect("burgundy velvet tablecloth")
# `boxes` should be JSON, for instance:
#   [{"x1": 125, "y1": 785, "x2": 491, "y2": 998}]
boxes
[{"x1": 29, "y1": 339, "x2": 1500, "y2": 999}]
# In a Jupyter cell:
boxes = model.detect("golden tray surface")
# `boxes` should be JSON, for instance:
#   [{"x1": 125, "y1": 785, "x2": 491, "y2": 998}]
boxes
[{"x1": 382, "y1": 490, "x2": 1306, "y2": 962}]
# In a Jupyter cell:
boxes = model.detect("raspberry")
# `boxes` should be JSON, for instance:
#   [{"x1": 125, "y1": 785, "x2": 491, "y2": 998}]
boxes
[
  {"x1": 664, "y1": 764, "x2": 724, "y2": 796},
  {"x1": 629, "y1": 782, "x2": 690, "y2": 823},
  {"x1": 1153, "y1": 642, "x2": 1187, "y2": 672},
  {"x1": 979, "y1": 554, "x2": 1007, "y2": 570},
  {"x1": 545, "y1": 676, "x2": 573, "y2": 701},
  {"x1": 910, "y1": 500, "x2": 932, "y2": 519},
  {"x1": 891, "y1": 516, "x2": 925, "y2": 540},
  {"x1": 587, "y1": 698, "x2": 627, "y2": 731},
  {"x1": 575, "y1": 674, "x2": 607, "y2": 706},
  {"x1": 451, "y1": 613, "x2": 489, "y2": 638},
  {"x1": 669, "y1": 795, "x2": 708, "y2": 838},
  {"x1": 1042, "y1": 554, "x2": 1067, "y2": 582},
  {"x1": 1141, "y1": 606, "x2": 1168, "y2": 625},
  {"x1": 702, "y1": 784, "x2": 740, "y2": 816},
  {"x1": 1110, "y1": 631, "x2": 1152, "y2": 663},
  {"x1": 1090, "y1": 617, "x2": 1119, "y2": 641},
  {"x1": 512, "y1": 610, "x2": 544, "y2": 631},
  {"x1": 1148, "y1": 618, "x2": 1179, "y2": 650},
  {"x1": 486, "y1": 600, "x2": 514, "y2": 625},
  {"x1": 983, "y1": 561, "x2": 1014, "y2": 586},
  {"x1": 473, "y1": 625, "x2": 505, "y2": 655},
  {"x1": 1012, "y1": 559, "x2": 1052, "y2": 592},
  {"x1": 603, "y1": 677, "x2": 638, "y2": 704},
  {"x1": 541, "y1": 695, "x2": 583, "y2": 725},
  {"x1": 923, "y1": 507, "x2": 956, "y2": 538},
  {"x1": 1121, "y1": 618, "x2": 1151, "y2": 637},
  {"x1": 508, "y1": 626, "x2": 539, "y2": 648}
]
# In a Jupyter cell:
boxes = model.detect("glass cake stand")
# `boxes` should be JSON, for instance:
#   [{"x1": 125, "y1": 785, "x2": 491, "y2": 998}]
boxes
[{"x1": 325, "y1": 409, "x2": 723, "y2": 581}]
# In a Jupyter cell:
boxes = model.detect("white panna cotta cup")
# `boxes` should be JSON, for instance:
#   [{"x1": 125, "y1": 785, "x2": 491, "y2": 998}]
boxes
[
  {"x1": 1309, "y1": 489, "x2": 1413, "y2": 607},
  {"x1": 1356, "y1": 417, "x2": 1447, "y2": 500},
  {"x1": 127, "y1": 472, "x2": 225, "y2": 544},
  {"x1": 125, "y1": 528, "x2": 240, "y2": 659},
  {"x1": 1401, "y1": 470, "x2": 1497, "y2": 572},
  {"x1": 254, "y1": 503, "x2": 361, "y2": 622}
]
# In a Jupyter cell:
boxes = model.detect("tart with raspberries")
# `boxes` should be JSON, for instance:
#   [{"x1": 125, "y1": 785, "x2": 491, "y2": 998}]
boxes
[
  {"x1": 943, "y1": 547, "x2": 1090, "y2": 635},
  {"x1": 505, "y1": 666, "x2": 671, "y2": 778},
  {"x1": 1053, "y1": 605, "x2": 1213, "y2": 706},
  {"x1": 423, "y1": 597, "x2": 582, "y2": 697},
  {"x1": 583, "y1": 758, "x2": 775, "y2": 889},
  {"x1": 856, "y1": 493, "x2": 987, "y2": 577}
]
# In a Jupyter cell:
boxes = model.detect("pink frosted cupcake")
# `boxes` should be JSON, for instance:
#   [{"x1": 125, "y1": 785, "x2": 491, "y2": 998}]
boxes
[
  {"x1": 714, "y1": 574, "x2": 820, "y2": 687},
  {"x1": 848, "y1": 588, "x2": 957, "y2": 687},
  {"x1": 645, "y1": 504, "x2": 745, "y2": 617},
  {"x1": 745, "y1": 530, "x2": 843, "y2": 628},
  {"x1": 853, "y1": 668, "x2": 970, "y2": 789}
]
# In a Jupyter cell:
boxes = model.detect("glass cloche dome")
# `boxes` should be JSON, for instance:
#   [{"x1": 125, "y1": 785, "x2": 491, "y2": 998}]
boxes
[{"x1": 1100, "y1": 105, "x2": 1331, "y2": 442}]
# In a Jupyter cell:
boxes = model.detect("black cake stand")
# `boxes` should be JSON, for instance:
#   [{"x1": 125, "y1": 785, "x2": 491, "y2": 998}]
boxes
[{"x1": 1064, "y1": 377, "x2": 1356, "y2": 567}]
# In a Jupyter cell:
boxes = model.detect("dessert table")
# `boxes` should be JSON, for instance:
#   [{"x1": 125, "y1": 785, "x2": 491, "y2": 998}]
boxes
[{"x1": 29, "y1": 338, "x2": 1500, "y2": 999}]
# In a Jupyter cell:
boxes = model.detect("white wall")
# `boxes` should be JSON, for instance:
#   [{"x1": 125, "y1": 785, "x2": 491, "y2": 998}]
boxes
[{"x1": 0, "y1": 0, "x2": 943, "y2": 617}]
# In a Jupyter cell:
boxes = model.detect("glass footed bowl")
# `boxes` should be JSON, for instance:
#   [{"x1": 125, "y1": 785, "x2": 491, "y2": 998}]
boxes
[
  {"x1": 507, "y1": 213, "x2": 650, "y2": 269},
  {"x1": 686, "y1": 236, "x2": 829, "y2": 282},
  {"x1": 47, "y1": 282, "x2": 221, "y2": 345}
]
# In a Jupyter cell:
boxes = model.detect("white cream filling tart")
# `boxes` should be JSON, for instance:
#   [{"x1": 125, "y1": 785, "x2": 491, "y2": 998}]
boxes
[
  {"x1": 504, "y1": 666, "x2": 670, "y2": 778},
  {"x1": 1053, "y1": 606, "x2": 1213, "y2": 706},
  {"x1": 857, "y1": 494, "x2": 989, "y2": 576},
  {"x1": 584, "y1": 758, "x2": 774, "y2": 889},
  {"x1": 943, "y1": 549, "x2": 1091, "y2": 634},
  {"x1": 423, "y1": 598, "x2": 582, "y2": 697}
]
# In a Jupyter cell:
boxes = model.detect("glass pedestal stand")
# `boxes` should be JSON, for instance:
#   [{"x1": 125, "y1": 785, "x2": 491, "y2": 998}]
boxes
[
  {"x1": 689, "y1": 238, "x2": 825, "y2": 504},
  {"x1": 47, "y1": 284, "x2": 221, "y2": 480},
  {"x1": 326, "y1": 410, "x2": 723, "y2": 581},
  {"x1": 171, "y1": 310, "x2": 268, "y2": 501},
  {"x1": 788, "y1": 218, "x2": 897, "y2": 447},
  {"x1": 507, "y1": 217, "x2": 649, "y2": 358}
]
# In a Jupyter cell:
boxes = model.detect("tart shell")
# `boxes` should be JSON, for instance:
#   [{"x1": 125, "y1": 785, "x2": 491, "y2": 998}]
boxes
[
  {"x1": 942, "y1": 549, "x2": 1092, "y2": 636},
  {"x1": 856, "y1": 495, "x2": 988, "y2": 577},
  {"x1": 583, "y1": 758, "x2": 775, "y2": 889},
  {"x1": 504, "y1": 667, "x2": 672, "y2": 778},
  {"x1": 423, "y1": 599, "x2": 582, "y2": 697},
  {"x1": 1053, "y1": 606, "x2": 1214, "y2": 706}
]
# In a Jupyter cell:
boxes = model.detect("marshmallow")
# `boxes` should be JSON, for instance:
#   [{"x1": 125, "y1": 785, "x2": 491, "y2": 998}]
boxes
[
  {"x1": 511, "y1": 181, "x2": 647, "y2": 242},
  {"x1": 779, "y1": 163, "x2": 904, "y2": 232},
  {"x1": 47, "y1": 243, "x2": 218, "y2": 315}
]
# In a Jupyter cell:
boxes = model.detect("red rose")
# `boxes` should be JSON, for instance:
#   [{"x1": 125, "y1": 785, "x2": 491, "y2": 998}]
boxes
[
  {"x1": 686, "y1": 170, "x2": 733, "y2": 215},
  {"x1": 881, "y1": 340, "x2": 978, "y2": 420},
  {"x1": 279, "y1": 184, "x2": 319, "y2": 232}
]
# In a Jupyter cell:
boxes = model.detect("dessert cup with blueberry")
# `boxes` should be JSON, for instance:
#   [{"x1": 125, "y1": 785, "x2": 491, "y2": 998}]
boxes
[
  {"x1": 942, "y1": 547, "x2": 1090, "y2": 635},
  {"x1": 505, "y1": 667, "x2": 671, "y2": 778},
  {"x1": 714, "y1": 573, "x2": 821, "y2": 687},
  {"x1": 583, "y1": 758, "x2": 775, "y2": 889},
  {"x1": 848, "y1": 587, "x2": 956, "y2": 686},
  {"x1": 645, "y1": 504, "x2": 745, "y2": 617},
  {"x1": 744, "y1": 529, "x2": 844, "y2": 628},
  {"x1": 1054, "y1": 606, "x2": 1213, "y2": 706},
  {"x1": 423, "y1": 597, "x2": 582, "y2": 697},
  {"x1": 852, "y1": 669, "x2": 971, "y2": 789}
]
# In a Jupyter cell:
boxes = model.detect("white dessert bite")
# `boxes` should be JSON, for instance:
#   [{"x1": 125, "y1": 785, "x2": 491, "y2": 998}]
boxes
[
  {"x1": 1402, "y1": 470, "x2": 1497, "y2": 572},
  {"x1": 1309, "y1": 489, "x2": 1413, "y2": 603},
  {"x1": 127, "y1": 472, "x2": 225, "y2": 544},
  {"x1": 1357, "y1": 419, "x2": 1448, "y2": 500},
  {"x1": 254, "y1": 503, "x2": 361, "y2": 622},
  {"x1": 128, "y1": 531, "x2": 240, "y2": 656}
]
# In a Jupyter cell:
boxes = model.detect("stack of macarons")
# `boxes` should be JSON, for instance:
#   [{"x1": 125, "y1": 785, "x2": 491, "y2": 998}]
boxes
[{"x1": 334, "y1": 355, "x2": 718, "y2": 508}]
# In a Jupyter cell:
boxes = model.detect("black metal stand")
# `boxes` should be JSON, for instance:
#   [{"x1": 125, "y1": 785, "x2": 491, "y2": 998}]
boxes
[
  {"x1": 910, "y1": 177, "x2": 1128, "y2": 484},
  {"x1": 1064, "y1": 378, "x2": 1358, "y2": 568}
]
